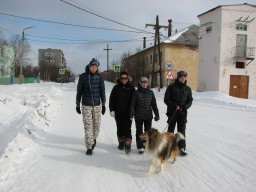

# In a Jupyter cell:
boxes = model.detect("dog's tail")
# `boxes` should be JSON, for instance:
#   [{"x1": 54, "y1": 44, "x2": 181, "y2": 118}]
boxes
[{"x1": 170, "y1": 132, "x2": 185, "y2": 153}]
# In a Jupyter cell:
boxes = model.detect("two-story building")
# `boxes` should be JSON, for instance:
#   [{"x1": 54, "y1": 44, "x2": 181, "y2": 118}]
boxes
[
  {"x1": 124, "y1": 25, "x2": 199, "y2": 91},
  {"x1": 198, "y1": 3, "x2": 256, "y2": 99}
]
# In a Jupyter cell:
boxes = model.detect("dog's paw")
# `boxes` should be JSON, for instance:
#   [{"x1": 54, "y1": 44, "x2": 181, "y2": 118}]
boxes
[{"x1": 145, "y1": 172, "x2": 151, "y2": 176}]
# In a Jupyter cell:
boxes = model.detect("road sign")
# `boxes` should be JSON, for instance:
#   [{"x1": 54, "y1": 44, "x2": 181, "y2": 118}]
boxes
[
  {"x1": 114, "y1": 65, "x2": 120, "y2": 72},
  {"x1": 59, "y1": 69, "x2": 66, "y2": 75},
  {"x1": 165, "y1": 61, "x2": 174, "y2": 70},
  {"x1": 165, "y1": 70, "x2": 174, "y2": 80}
]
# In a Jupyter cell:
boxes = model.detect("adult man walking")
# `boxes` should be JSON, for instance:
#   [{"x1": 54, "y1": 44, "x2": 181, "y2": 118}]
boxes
[
  {"x1": 164, "y1": 71, "x2": 193, "y2": 156},
  {"x1": 76, "y1": 58, "x2": 106, "y2": 156}
]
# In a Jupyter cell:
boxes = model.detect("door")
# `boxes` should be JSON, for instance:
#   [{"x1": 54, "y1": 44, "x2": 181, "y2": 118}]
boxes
[
  {"x1": 236, "y1": 34, "x2": 247, "y2": 57},
  {"x1": 229, "y1": 75, "x2": 249, "y2": 99}
]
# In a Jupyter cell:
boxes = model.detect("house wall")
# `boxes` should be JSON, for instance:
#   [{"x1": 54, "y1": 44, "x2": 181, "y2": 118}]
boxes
[
  {"x1": 124, "y1": 43, "x2": 198, "y2": 91},
  {"x1": 198, "y1": 4, "x2": 256, "y2": 99},
  {"x1": 198, "y1": 8, "x2": 222, "y2": 92},
  {"x1": 164, "y1": 44, "x2": 198, "y2": 91},
  {"x1": 0, "y1": 42, "x2": 15, "y2": 78},
  {"x1": 219, "y1": 5, "x2": 256, "y2": 99}
]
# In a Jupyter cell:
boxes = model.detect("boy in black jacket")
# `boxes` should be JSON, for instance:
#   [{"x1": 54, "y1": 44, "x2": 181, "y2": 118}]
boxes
[{"x1": 129, "y1": 77, "x2": 159, "y2": 154}]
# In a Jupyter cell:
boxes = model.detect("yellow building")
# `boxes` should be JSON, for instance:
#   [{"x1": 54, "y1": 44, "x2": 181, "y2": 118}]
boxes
[{"x1": 124, "y1": 25, "x2": 199, "y2": 91}]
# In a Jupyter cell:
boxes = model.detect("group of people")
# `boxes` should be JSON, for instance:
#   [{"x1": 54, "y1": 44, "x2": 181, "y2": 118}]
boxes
[{"x1": 76, "y1": 58, "x2": 193, "y2": 156}]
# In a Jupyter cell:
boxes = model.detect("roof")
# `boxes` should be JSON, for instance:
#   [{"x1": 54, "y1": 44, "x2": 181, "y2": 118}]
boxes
[
  {"x1": 163, "y1": 25, "x2": 199, "y2": 46},
  {"x1": 125, "y1": 25, "x2": 199, "y2": 59},
  {"x1": 198, "y1": 3, "x2": 256, "y2": 17}
]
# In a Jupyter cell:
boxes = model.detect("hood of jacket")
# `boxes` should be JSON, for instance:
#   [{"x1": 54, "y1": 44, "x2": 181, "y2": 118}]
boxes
[{"x1": 114, "y1": 76, "x2": 132, "y2": 85}]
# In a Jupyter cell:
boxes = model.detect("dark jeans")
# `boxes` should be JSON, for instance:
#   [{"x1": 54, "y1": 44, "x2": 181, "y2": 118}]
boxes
[
  {"x1": 135, "y1": 119, "x2": 152, "y2": 149},
  {"x1": 168, "y1": 113, "x2": 187, "y2": 150},
  {"x1": 115, "y1": 114, "x2": 132, "y2": 139}
]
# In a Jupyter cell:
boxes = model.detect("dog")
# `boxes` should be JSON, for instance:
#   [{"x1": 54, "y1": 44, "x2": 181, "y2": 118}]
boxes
[{"x1": 140, "y1": 128, "x2": 184, "y2": 175}]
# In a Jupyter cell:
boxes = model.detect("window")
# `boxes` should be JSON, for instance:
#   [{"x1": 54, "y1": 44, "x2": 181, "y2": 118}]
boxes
[
  {"x1": 236, "y1": 24, "x2": 247, "y2": 31},
  {"x1": 206, "y1": 26, "x2": 212, "y2": 33},
  {"x1": 236, "y1": 62, "x2": 245, "y2": 68},
  {"x1": 150, "y1": 55, "x2": 152, "y2": 64}
]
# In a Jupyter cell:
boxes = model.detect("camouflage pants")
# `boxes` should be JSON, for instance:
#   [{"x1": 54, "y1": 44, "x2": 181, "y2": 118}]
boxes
[{"x1": 82, "y1": 105, "x2": 101, "y2": 149}]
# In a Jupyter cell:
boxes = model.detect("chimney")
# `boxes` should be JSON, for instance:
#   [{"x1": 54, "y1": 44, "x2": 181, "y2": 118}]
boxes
[
  {"x1": 143, "y1": 37, "x2": 146, "y2": 49},
  {"x1": 168, "y1": 19, "x2": 172, "y2": 37}
]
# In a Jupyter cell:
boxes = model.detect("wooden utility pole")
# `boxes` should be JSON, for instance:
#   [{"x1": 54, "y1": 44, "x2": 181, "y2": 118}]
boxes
[
  {"x1": 146, "y1": 15, "x2": 168, "y2": 89},
  {"x1": 103, "y1": 44, "x2": 112, "y2": 80}
]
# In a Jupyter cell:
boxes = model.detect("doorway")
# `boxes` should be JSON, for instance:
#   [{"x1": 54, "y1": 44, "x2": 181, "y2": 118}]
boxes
[{"x1": 229, "y1": 75, "x2": 249, "y2": 99}]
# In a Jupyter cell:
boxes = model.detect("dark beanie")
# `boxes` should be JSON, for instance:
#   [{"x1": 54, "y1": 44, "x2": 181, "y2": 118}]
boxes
[
  {"x1": 89, "y1": 58, "x2": 100, "y2": 67},
  {"x1": 120, "y1": 71, "x2": 128, "y2": 77}
]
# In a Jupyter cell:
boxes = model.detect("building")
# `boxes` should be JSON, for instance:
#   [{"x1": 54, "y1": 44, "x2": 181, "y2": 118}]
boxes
[
  {"x1": 38, "y1": 48, "x2": 67, "y2": 81},
  {"x1": 198, "y1": 3, "x2": 256, "y2": 99},
  {"x1": 0, "y1": 41, "x2": 15, "y2": 78},
  {"x1": 124, "y1": 25, "x2": 199, "y2": 91}
]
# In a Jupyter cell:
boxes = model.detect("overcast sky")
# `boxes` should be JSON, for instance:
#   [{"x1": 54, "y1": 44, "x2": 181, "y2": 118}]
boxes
[{"x1": 0, "y1": 0, "x2": 255, "y2": 74}]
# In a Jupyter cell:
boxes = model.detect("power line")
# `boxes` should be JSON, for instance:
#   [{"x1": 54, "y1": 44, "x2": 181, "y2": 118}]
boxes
[
  {"x1": 59, "y1": 0, "x2": 154, "y2": 35},
  {"x1": 0, "y1": 12, "x2": 151, "y2": 34},
  {"x1": 26, "y1": 34, "x2": 154, "y2": 42}
]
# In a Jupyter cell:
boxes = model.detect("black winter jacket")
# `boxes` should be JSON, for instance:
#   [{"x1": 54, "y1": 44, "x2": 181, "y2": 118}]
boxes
[
  {"x1": 129, "y1": 84, "x2": 159, "y2": 120},
  {"x1": 76, "y1": 65, "x2": 106, "y2": 106},
  {"x1": 164, "y1": 79, "x2": 193, "y2": 117},
  {"x1": 109, "y1": 77, "x2": 135, "y2": 115}
]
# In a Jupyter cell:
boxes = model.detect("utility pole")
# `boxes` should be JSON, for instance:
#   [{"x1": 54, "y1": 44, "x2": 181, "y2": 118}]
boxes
[
  {"x1": 103, "y1": 44, "x2": 112, "y2": 80},
  {"x1": 19, "y1": 26, "x2": 34, "y2": 85},
  {"x1": 146, "y1": 16, "x2": 168, "y2": 89}
]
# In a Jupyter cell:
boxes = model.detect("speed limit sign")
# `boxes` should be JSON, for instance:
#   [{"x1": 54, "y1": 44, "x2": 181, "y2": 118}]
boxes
[{"x1": 165, "y1": 61, "x2": 174, "y2": 70}]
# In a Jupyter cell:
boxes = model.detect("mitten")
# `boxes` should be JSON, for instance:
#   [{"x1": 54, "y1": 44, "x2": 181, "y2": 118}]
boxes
[
  {"x1": 110, "y1": 111, "x2": 115, "y2": 117},
  {"x1": 102, "y1": 106, "x2": 106, "y2": 115},
  {"x1": 76, "y1": 107, "x2": 81, "y2": 114},
  {"x1": 154, "y1": 116, "x2": 160, "y2": 121}
]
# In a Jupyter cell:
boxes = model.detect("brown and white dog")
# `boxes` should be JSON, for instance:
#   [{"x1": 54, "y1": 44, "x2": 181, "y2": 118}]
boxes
[{"x1": 140, "y1": 128, "x2": 184, "y2": 175}]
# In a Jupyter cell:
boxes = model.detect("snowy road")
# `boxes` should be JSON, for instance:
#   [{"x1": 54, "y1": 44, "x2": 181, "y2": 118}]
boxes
[{"x1": 0, "y1": 82, "x2": 256, "y2": 192}]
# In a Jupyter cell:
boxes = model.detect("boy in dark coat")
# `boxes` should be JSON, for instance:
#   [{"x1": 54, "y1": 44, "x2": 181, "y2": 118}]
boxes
[
  {"x1": 129, "y1": 77, "x2": 160, "y2": 154},
  {"x1": 109, "y1": 71, "x2": 135, "y2": 154},
  {"x1": 164, "y1": 71, "x2": 193, "y2": 156},
  {"x1": 76, "y1": 58, "x2": 106, "y2": 156}
]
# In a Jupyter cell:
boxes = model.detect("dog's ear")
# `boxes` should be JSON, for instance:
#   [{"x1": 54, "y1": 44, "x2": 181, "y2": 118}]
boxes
[{"x1": 152, "y1": 129, "x2": 157, "y2": 136}]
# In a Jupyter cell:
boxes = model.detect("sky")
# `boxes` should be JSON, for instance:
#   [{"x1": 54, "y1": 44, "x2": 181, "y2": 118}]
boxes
[
  {"x1": 0, "y1": 0, "x2": 256, "y2": 74},
  {"x1": 1, "y1": 81, "x2": 256, "y2": 191}
]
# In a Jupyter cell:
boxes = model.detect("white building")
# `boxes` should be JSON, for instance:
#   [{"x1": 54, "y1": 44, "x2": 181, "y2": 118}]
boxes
[{"x1": 197, "y1": 3, "x2": 256, "y2": 99}]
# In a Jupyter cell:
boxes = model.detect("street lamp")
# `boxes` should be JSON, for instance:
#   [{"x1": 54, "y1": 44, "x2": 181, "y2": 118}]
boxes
[{"x1": 19, "y1": 26, "x2": 34, "y2": 84}]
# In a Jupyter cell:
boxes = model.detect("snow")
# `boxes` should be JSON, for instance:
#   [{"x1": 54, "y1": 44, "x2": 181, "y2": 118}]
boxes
[
  {"x1": 0, "y1": 81, "x2": 256, "y2": 192},
  {"x1": 163, "y1": 28, "x2": 189, "y2": 43}
]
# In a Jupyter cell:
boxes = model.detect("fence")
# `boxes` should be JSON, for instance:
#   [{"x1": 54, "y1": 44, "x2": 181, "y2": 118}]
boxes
[{"x1": 0, "y1": 77, "x2": 40, "y2": 85}]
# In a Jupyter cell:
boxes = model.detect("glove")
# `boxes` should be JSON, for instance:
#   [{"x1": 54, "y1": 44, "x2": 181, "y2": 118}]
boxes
[
  {"x1": 76, "y1": 107, "x2": 81, "y2": 114},
  {"x1": 154, "y1": 116, "x2": 160, "y2": 121},
  {"x1": 102, "y1": 106, "x2": 106, "y2": 115},
  {"x1": 110, "y1": 111, "x2": 115, "y2": 117}
]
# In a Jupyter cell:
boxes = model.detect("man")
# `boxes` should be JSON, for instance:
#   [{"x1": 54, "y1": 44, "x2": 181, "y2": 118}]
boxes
[
  {"x1": 109, "y1": 71, "x2": 135, "y2": 154},
  {"x1": 164, "y1": 71, "x2": 193, "y2": 156},
  {"x1": 76, "y1": 58, "x2": 106, "y2": 156},
  {"x1": 130, "y1": 77, "x2": 160, "y2": 154}
]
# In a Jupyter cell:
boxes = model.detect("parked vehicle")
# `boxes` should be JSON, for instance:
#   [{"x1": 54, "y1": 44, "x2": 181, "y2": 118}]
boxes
[{"x1": 55, "y1": 76, "x2": 75, "y2": 83}]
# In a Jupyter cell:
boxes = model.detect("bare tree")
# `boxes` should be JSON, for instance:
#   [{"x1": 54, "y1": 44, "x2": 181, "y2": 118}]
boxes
[{"x1": 8, "y1": 34, "x2": 31, "y2": 77}]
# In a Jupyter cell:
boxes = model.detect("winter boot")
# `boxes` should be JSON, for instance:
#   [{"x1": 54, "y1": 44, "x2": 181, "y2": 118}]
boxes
[
  {"x1": 138, "y1": 148, "x2": 145, "y2": 154},
  {"x1": 179, "y1": 149, "x2": 187, "y2": 156},
  {"x1": 92, "y1": 139, "x2": 96, "y2": 150},
  {"x1": 118, "y1": 137, "x2": 125, "y2": 150},
  {"x1": 124, "y1": 138, "x2": 132, "y2": 154},
  {"x1": 86, "y1": 149, "x2": 93, "y2": 156}
]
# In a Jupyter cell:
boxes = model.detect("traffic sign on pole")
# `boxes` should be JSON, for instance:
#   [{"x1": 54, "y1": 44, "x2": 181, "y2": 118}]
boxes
[{"x1": 165, "y1": 70, "x2": 174, "y2": 80}]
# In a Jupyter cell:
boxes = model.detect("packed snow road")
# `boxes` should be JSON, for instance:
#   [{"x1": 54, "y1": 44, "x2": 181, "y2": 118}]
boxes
[{"x1": 0, "y1": 82, "x2": 256, "y2": 192}]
